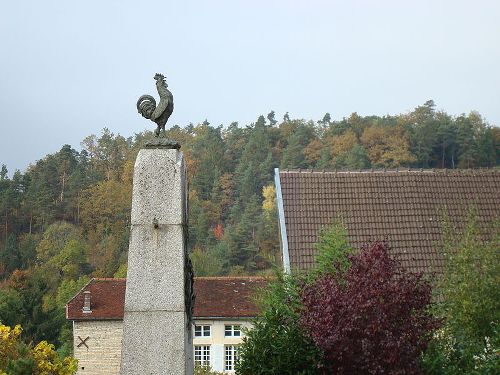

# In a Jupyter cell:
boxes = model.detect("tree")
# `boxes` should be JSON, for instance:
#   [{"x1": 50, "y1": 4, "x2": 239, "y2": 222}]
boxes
[
  {"x1": 456, "y1": 113, "x2": 479, "y2": 168},
  {"x1": 0, "y1": 323, "x2": 77, "y2": 375},
  {"x1": 190, "y1": 124, "x2": 226, "y2": 200},
  {"x1": 300, "y1": 241, "x2": 439, "y2": 374},
  {"x1": 318, "y1": 113, "x2": 331, "y2": 127},
  {"x1": 36, "y1": 222, "x2": 80, "y2": 263},
  {"x1": 267, "y1": 110, "x2": 277, "y2": 126},
  {"x1": 0, "y1": 234, "x2": 21, "y2": 276},
  {"x1": 190, "y1": 247, "x2": 224, "y2": 276},
  {"x1": 79, "y1": 179, "x2": 131, "y2": 274},
  {"x1": 405, "y1": 100, "x2": 438, "y2": 167},
  {"x1": 225, "y1": 195, "x2": 262, "y2": 271},
  {"x1": 361, "y1": 126, "x2": 416, "y2": 167},
  {"x1": 259, "y1": 185, "x2": 279, "y2": 267},
  {"x1": 434, "y1": 112, "x2": 457, "y2": 168},
  {"x1": 236, "y1": 272, "x2": 322, "y2": 375},
  {"x1": 303, "y1": 138, "x2": 324, "y2": 166},
  {"x1": 0, "y1": 165, "x2": 7, "y2": 180},
  {"x1": 312, "y1": 222, "x2": 353, "y2": 278},
  {"x1": 236, "y1": 222, "x2": 353, "y2": 374},
  {"x1": 280, "y1": 121, "x2": 315, "y2": 169},
  {"x1": 329, "y1": 131, "x2": 370, "y2": 169},
  {"x1": 422, "y1": 214, "x2": 500, "y2": 373},
  {"x1": 343, "y1": 143, "x2": 370, "y2": 169}
]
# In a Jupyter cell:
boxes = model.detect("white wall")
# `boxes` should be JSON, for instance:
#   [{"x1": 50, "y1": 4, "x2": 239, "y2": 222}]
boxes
[{"x1": 192, "y1": 319, "x2": 253, "y2": 373}]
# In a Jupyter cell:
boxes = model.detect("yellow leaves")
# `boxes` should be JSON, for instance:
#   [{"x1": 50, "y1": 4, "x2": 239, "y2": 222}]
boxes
[
  {"x1": 33, "y1": 342, "x2": 59, "y2": 374},
  {"x1": 0, "y1": 324, "x2": 77, "y2": 375},
  {"x1": 331, "y1": 130, "x2": 358, "y2": 158},
  {"x1": 361, "y1": 126, "x2": 416, "y2": 167},
  {"x1": 0, "y1": 323, "x2": 22, "y2": 365},
  {"x1": 121, "y1": 159, "x2": 134, "y2": 185},
  {"x1": 33, "y1": 341, "x2": 58, "y2": 373},
  {"x1": 33, "y1": 341, "x2": 78, "y2": 375},
  {"x1": 262, "y1": 185, "x2": 276, "y2": 214}
]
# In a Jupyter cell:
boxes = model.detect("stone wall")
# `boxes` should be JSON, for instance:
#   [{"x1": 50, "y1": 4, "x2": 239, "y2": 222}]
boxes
[{"x1": 73, "y1": 320, "x2": 123, "y2": 375}]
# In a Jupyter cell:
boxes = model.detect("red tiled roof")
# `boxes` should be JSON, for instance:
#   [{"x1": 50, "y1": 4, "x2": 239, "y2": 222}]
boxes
[
  {"x1": 66, "y1": 278, "x2": 126, "y2": 320},
  {"x1": 66, "y1": 277, "x2": 267, "y2": 321},
  {"x1": 277, "y1": 169, "x2": 500, "y2": 273},
  {"x1": 193, "y1": 277, "x2": 266, "y2": 318}
]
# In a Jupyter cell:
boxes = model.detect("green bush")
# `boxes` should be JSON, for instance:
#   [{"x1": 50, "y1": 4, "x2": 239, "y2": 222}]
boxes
[
  {"x1": 422, "y1": 214, "x2": 500, "y2": 374},
  {"x1": 235, "y1": 272, "x2": 322, "y2": 375},
  {"x1": 194, "y1": 364, "x2": 224, "y2": 375},
  {"x1": 236, "y1": 222, "x2": 352, "y2": 374}
]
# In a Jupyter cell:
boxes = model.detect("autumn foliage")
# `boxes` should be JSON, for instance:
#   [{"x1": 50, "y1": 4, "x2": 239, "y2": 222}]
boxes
[
  {"x1": 300, "y1": 242, "x2": 439, "y2": 374},
  {"x1": 0, "y1": 323, "x2": 77, "y2": 375}
]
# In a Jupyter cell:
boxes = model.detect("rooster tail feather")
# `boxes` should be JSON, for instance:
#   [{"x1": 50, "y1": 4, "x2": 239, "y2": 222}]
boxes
[{"x1": 136, "y1": 95, "x2": 156, "y2": 119}]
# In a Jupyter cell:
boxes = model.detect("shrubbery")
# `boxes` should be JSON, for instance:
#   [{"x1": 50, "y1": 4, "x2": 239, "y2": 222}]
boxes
[
  {"x1": 301, "y1": 241, "x2": 439, "y2": 374},
  {"x1": 236, "y1": 272, "x2": 323, "y2": 375},
  {"x1": 422, "y1": 215, "x2": 500, "y2": 374},
  {"x1": 237, "y1": 224, "x2": 438, "y2": 374},
  {"x1": 0, "y1": 323, "x2": 77, "y2": 375}
]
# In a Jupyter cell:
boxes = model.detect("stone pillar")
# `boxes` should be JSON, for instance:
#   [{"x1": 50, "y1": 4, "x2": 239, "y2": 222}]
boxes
[{"x1": 120, "y1": 148, "x2": 193, "y2": 375}]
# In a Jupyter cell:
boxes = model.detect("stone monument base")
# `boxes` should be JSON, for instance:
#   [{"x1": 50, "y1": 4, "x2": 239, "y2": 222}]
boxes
[{"x1": 120, "y1": 148, "x2": 193, "y2": 375}]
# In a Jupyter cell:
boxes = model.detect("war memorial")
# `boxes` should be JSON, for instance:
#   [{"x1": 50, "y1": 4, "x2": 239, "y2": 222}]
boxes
[{"x1": 119, "y1": 74, "x2": 194, "y2": 375}]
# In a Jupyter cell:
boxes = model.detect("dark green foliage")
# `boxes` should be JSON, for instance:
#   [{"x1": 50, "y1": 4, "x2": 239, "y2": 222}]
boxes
[
  {"x1": 1, "y1": 234, "x2": 21, "y2": 276},
  {"x1": 422, "y1": 214, "x2": 500, "y2": 374},
  {"x1": 0, "y1": 288, "x2": 24, "y2": 327},
  {"x1": 312, "y1": 222, "x2": 353, "y2": 277},
  {"x1": 280, "y1": 121, "x2": 315, "y2": 169},
  {"x1": 3, "y1": 344, "x2": 35, "y2": 375},
  {"x1": 4, "y1": 358, "x2": 35, "y2": 375},
  {"x1": 236, "y1": 272, "x2": 323, "y2": 375}
]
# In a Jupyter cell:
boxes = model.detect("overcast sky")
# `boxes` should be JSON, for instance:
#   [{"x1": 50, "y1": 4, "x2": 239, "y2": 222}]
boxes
[{"x1": 1, "y1": 0, "x2": 499, "y2": 174}]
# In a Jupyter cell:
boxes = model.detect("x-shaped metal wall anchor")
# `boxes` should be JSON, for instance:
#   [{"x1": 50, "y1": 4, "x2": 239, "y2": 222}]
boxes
[{"x1": 77, "y1": 336, "x2": 90, "y2": 349}]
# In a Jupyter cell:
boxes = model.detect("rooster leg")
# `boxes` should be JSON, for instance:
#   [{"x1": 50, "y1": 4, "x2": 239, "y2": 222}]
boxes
[{"x1": 155, "y1": 125, "x2": 160, "y2": 137}]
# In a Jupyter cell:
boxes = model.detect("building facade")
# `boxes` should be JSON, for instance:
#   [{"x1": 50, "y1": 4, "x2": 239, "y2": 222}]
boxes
[{"x1": 66, "y1": 277, "x2": 266, "y2": 374}]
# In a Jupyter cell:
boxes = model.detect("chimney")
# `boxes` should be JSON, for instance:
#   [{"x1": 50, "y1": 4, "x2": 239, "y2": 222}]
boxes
[{"x1": 83, "y1": 291, "x2": 92, "y2": 313}]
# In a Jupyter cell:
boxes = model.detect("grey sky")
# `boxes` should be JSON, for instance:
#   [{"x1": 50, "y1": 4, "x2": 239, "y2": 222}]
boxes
[{"x1": 1, "y1": 0, "x2": 499, "y2": 174}]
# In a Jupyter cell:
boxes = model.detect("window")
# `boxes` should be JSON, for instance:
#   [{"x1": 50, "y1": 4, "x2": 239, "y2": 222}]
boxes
[
  {"x1": 194, "y1": 345, "x2": 211, "y2": 366},
  {"x1": 194, "y1": 325, "x2": 211, "y2": 337},
  {"x1": 225, "y1": 345, "x2": 239, "y2": 371},
  {"x1": 224, "y1": 325, "x2": 241, "y2": 337}
]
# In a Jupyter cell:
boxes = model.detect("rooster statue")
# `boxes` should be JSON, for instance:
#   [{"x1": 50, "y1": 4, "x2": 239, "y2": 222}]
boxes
[{"x1": 136, "y1": 73, "x2": 174, "y2": 137}]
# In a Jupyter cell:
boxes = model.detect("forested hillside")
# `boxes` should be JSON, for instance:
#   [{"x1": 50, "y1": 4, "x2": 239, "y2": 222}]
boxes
[{"x1": 0, "y1": 100, "x2": 499, "y2": 351}]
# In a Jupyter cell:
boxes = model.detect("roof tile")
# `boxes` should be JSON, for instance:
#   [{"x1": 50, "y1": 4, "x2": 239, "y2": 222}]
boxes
[
  {"x1": 279, "y1": 169, "x2": 500, "y2": 274},
  {"x1": 66, "y1": 277, "x2": 267, "y2": 321}
]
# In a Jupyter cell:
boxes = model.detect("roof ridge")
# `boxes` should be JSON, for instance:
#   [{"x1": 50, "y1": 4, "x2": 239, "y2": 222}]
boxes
[
  {"x1": 280, "y1": 168, "x2": 500, "y2": 174},
  {"x1": 65, "y1": 278, "x2": 93, "y2": 309},
  {"x1": 195, "y1": 276, "x2": 267, "y2": 280},
  {"x1": 89, "y1": 276, "x2": 267, "y2": 282}
]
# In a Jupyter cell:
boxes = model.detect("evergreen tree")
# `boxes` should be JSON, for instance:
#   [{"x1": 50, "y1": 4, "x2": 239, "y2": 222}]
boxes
[{"x1": 0, "y1": 234, "x2": 21, "y2": 276}]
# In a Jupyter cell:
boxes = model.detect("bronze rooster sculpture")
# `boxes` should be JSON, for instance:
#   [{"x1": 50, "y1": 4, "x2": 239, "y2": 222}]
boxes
[{"x1": 136, "y1": 73, "x2": 174, "y2": 137}]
